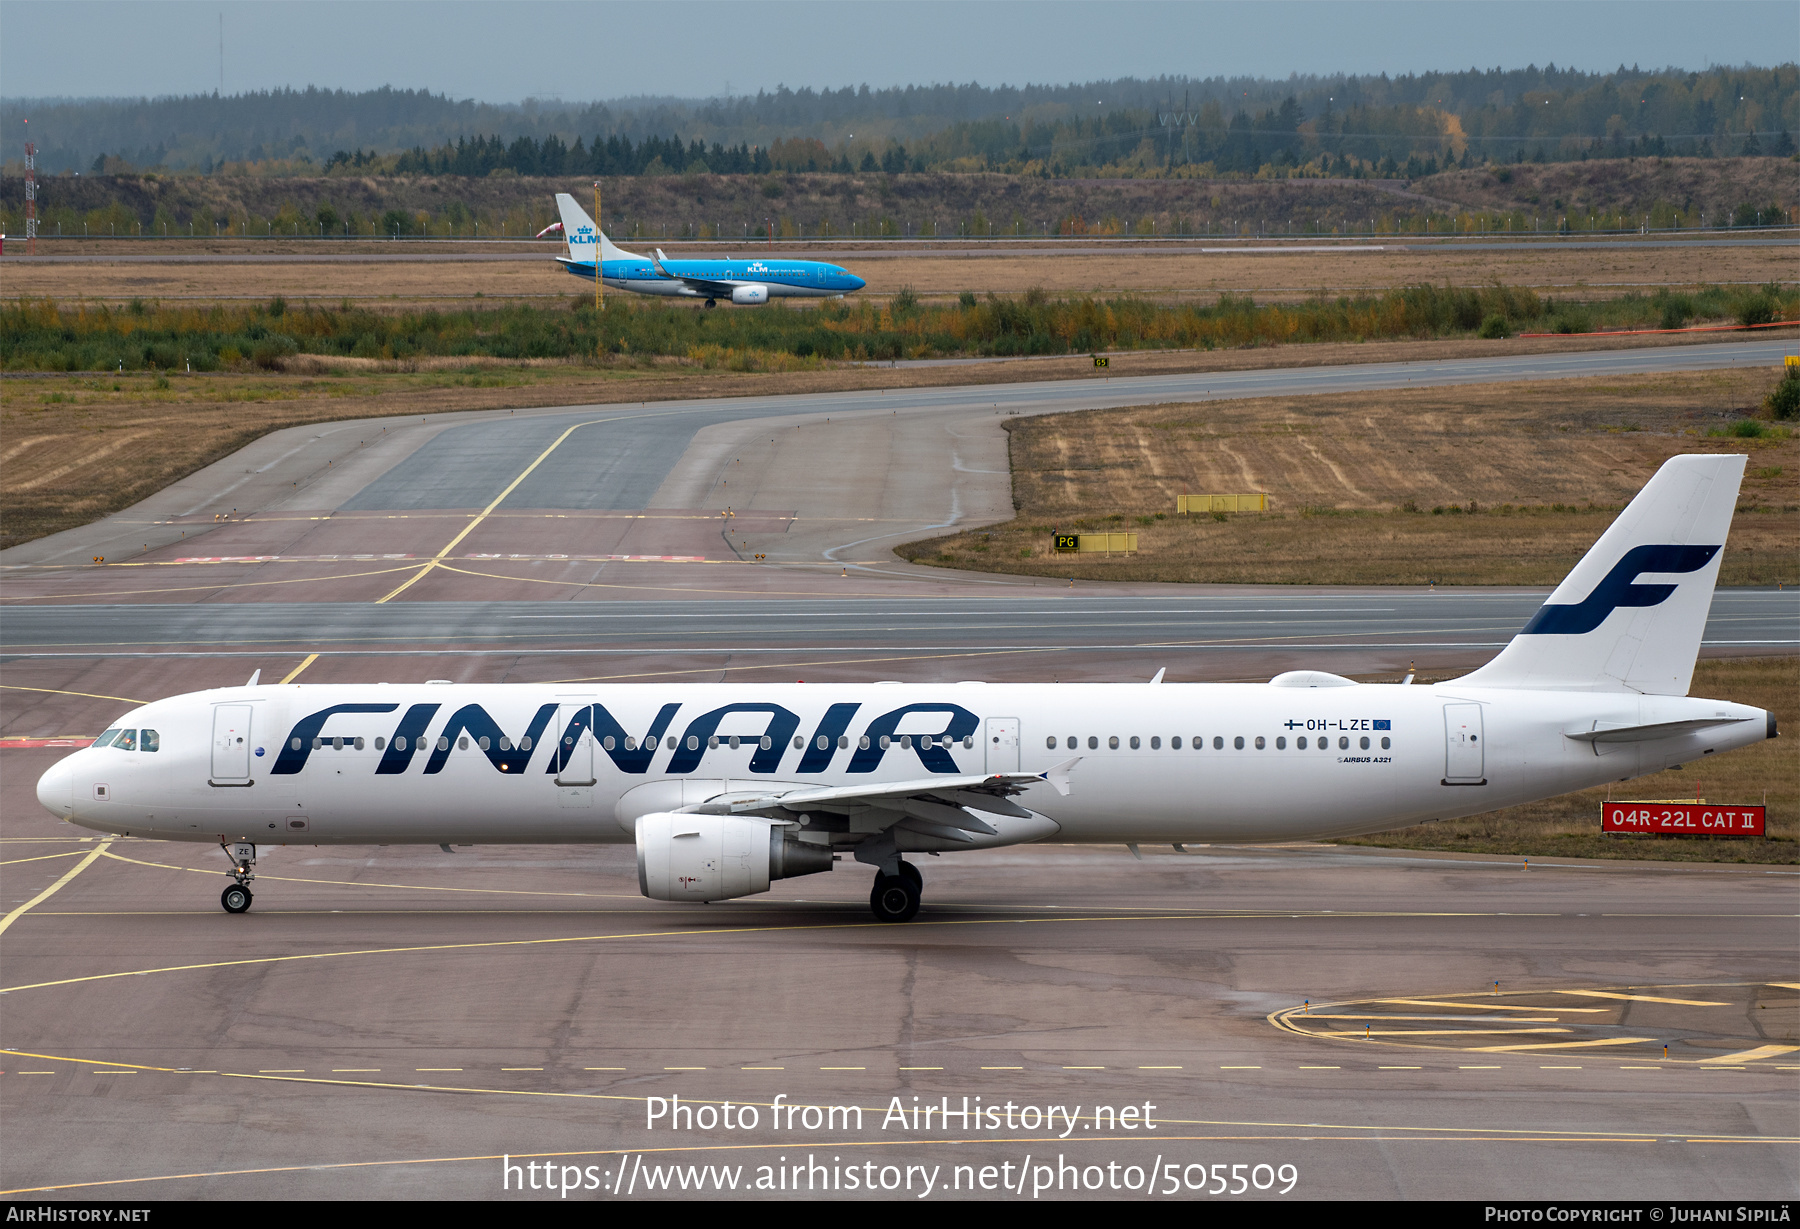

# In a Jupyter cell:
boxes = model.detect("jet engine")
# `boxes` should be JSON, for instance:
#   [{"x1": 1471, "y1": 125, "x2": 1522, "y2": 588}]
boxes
[
  {"x1": 636, "y1": 812, "x2": 834, "y2": 901},
  {"x1": 730, "y1": 284, "x2": 771, "y2": 305}
]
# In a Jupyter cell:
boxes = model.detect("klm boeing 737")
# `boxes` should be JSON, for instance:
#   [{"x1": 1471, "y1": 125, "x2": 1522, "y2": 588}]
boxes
[
  {"x1": 36, "y1": 456, "x2": 1776, "y2": 923},
  {"x1": 552, "y1": 193, "x2": 864, "y2": 307}
]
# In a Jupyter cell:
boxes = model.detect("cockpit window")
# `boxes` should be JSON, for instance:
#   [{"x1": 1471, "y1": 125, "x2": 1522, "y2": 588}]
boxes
[
  {"x1": 114, "y1": 729, "x2": 137, "y2": 751},
  {"x1": 140, "y1": 729, "x2": 160, "y2": 753},
  {"x1": 92, "y1": 729, "x2": 121, "y2": 748}
]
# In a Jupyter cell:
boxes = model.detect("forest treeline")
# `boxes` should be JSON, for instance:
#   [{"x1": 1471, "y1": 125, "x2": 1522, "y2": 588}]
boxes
[{"x1": 5, "y1": 64, "x2": 1794, "y2": 179}]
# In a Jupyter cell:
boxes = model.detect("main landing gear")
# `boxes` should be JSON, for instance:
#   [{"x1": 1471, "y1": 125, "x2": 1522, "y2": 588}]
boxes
[
  {"x1": 869, "y1": 859, "x2": 922, "y2": 923},
  {"x1": 220, "y1": 841, "x2": 256, "y2": 914},
  {"x1": 703, "y1": 298, "x2": 717, "y2": 309}
]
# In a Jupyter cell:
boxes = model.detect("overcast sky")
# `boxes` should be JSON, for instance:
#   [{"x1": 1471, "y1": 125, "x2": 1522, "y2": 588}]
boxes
[{"x1": 2, "y1": 1, "x2": 1793, "y2": 102}]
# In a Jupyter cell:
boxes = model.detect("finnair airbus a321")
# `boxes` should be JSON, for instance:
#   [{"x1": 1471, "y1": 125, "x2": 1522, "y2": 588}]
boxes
[
  {"x1": 36, "y1": 455, "x2": 1776, "y2": 922},
  {"x1": 551, "y1": 193, "x2": 864, "y2": 307}
]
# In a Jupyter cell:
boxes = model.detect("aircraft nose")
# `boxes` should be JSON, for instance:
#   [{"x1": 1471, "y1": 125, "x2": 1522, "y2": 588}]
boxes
[
  {"x1": 36, "y1": 755, "x2": 74, "y2": 817},
  {"x1": 848, "y1": 275, "x2": 866, "y2": 291}
]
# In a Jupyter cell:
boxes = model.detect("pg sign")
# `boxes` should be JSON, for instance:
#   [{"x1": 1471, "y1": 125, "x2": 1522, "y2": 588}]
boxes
[{"x1": 1602, "y1": 802, "x2": 1765, "y2": 836}]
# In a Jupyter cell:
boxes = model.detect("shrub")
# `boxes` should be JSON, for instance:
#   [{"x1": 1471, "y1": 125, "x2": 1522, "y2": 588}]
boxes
[
  {"x1": 250, "y1": 334, "x2": 299, "y2": 369},
  {"x1": 892, "y1": 286, "x2": 918, "y2": 312},
  {"x1": 958, "y1": 291, "x2": 977, "y2": 308},
  {"x1": 1767, "y1": 373, "x2": 1800, "y2": 420},
  {"x1": 1478, "y1": 314, "x2": 1508, "y2": 339},
  {"x1": 1658, "y1": 296, "x2": 1694, "y2": 330},
  {"x1": 1737, "y1": 294, "x2": 1778, "y2": 328}
]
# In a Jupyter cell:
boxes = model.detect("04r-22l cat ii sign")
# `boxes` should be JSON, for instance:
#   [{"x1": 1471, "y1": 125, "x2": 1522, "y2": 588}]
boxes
[{"x1": 36, "y1": 456, "x2": 1776, "y2": 923}]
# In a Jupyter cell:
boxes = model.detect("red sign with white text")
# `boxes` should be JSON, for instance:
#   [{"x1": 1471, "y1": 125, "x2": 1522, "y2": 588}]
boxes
[{"x1": 1602, "y1": 802, "x2": 1765, "y2": 836}]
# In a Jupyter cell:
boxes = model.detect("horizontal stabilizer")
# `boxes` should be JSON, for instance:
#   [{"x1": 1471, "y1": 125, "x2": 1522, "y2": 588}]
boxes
[{"x1": 1563, "y1": 716, "x2": 1752, "y2": 744}]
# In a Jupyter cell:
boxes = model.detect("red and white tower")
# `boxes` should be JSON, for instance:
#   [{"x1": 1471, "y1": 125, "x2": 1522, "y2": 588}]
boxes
[{"x1": 23, "y1": 136, "x2": 37, "y2": 254}]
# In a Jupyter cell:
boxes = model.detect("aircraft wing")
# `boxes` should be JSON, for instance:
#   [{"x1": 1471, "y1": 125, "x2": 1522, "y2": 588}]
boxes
[
  {"x1": 693, "y1": 759, "x2": 1080, "y2": 842},
  {"x1": 649, "y1": 248, "x2": 744, "y2": 296}
]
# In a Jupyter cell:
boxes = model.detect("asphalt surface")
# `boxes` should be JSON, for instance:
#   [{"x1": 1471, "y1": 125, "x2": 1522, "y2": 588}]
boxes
[{"x1": 12, "y1": 235, "x2": 1796, "y2": 262}]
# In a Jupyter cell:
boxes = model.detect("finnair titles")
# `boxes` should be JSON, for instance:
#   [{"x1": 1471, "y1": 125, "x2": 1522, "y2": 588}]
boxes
[
  {"x1": 552, "y1": 194, "x2": 864, "y2": 307},
  {"x1": 36, "y1": 455, "x2": 1776, "y2": 922}
]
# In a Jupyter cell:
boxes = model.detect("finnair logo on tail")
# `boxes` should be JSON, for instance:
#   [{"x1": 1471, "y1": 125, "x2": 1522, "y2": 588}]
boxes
[{"x1": 1520, "y1": 544, "x2": 1720, "y2": 636}]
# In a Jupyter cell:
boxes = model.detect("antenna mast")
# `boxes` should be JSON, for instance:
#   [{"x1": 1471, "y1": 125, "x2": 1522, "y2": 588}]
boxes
[{"x1": 24, "y1": 133, "x2": 37, "y2": 255}]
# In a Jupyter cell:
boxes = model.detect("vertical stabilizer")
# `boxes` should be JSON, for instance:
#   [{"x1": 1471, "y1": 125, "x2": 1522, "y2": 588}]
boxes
[
  {"x1": 553, "y1": 192, "x2": 639, "y2": 263},
  {"x1": 1458, "y1": 454, "x2": 1745, "y2": 695}
]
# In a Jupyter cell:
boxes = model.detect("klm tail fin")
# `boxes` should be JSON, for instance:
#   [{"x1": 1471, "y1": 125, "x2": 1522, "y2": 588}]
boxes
[
  {"x1": 553, "y1": 192, "x2": 639, "y2": 263},
  {"x1": 1460, "y1": 454, "x2": 1745, "y2": 696}
]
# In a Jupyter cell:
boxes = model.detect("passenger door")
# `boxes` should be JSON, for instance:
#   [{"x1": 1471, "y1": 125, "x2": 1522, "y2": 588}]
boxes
[
  {"x1": 555, "y1": 703, "x2": 596, "y2": 786},
  {"x1": 1443, "y1": 703, "x2": 1486, "y2": 784},
  {"x1": 211, "y1": 704, "x2": 253, "y2": 783}
]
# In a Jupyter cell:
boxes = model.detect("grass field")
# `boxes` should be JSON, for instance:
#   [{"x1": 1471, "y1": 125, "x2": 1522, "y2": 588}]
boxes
[
  {"x1": 4, "y1": 235, "x2": 1792, "y2": 306},
  {"x1": 897, "y1": 367, "x2": 1800, "y2": 586},
  {"x1": 1335, "y1": 656, "x2": 1796, "y2": 864}
]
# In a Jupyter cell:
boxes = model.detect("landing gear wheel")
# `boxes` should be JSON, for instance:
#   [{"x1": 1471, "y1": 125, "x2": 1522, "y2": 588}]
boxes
[
  {"x1": 221, "y1": 883, "x2": 253, "y2": 914},
  {"x1": 704, "y1": 298, "x2": 717, "y2": 309},
  {"x1": 897, "y1": 860, "x2": 921, "y2": 889},
  {"x1": 870, "y1": 873, "x2": 920, "y2": 923}
]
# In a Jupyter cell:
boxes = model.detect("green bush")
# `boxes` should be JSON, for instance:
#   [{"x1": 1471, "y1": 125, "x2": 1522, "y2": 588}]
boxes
[
  {"x1": 250, "y1": 333, "x2": 299, "y2": 369},
  {"x1": 1478, "y1": 314, "x2": 1508, "y2": 339},
  {"x1": 1737, "y1": 295, "x2": 1779, "y2": 328},
  {"x1": 958, "y1": 291, "x2": 977, "y2": 308},
  {"x1": 1766, "y1": 374, "x2": 1800, "y2": 420},
  {"x1": 1658, "y1": 296, "x2": 1693, "y2": 330}
]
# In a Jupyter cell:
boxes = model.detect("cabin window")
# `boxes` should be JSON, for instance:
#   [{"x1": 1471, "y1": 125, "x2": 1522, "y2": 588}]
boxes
[
  {"x1": 708, "y1": 735, "x2": 720, "y2": 749},
  {"x1": 497, "y1": 737, "x2": 511, "y2": 751},
  {"x1": 1360, "y1": 736, "x2": 1371, "y2": 750},
  {"x1": 879, "y1": 735, "x2": 891, "y2": 750},
  {"x1": 354, "y1": 736, "x2": 365, "y2": 751},
  {"x1": 1297, "y1": 736, "x2": 1307, "y2": 749},
  {"x1": 1234, "y1": 736, "x2": 1245, "y2": 750},
  {"x1": 141, "y1": 729, "x2": 160, "y2": 752},
  {"x1": 1338, "y1": 736, "x2": 1349, "y2": 750},
  {"x1": 818, "y1": 735, "x2": 831, "y2": 750},
  {"x1": 1381, "y1": 737, "x2": 1391, "y2": 750},
  {"x1": 520, "y1": 736, "x2": 532, "y2": 750},
  {"x1": 1108, "y1": 736, "x2": 1119, "y2": 750},
  {"x1": 793, "y1": 735, "x2": 804, "y2": 749},
  {"x1": 688, "y1": 736, "x2": 700, "y2": 751},
  {"x1": 1276, "y1": 736, "x2": 1286, "y2": 749},
  {"x1": 624, "y1": 737, "x2": 638, "y2": 751},
  {"x1": 291, "y1": 737, "x2": 303, "y2": 751},
  {"x1": 1087, "y1": 736, "x2": 1099, "y2": 750},
  {"x1": 899, "y1": 735, "x2": 912, "y2": 749},
  {"x1": 860, "y1": 736, "x2": 871, "y2": 750},
  {"x1": 1172, "y1": 736, "x2": 1182, "y2": 749},
  {"x1": 458, "y1": 737, "x2": 470, "y2": 751},
  {"x1": 437, "y1": 737, "x2": 450, "y2": 751},
  {"x1": 1319, "y1": 739, "x2": 1330, "y2": 752},
  {"x1": 1254, "y1": 736, "x2": 1266, "y2": 750},
  {"x1": 93, "y1": 729, "x2": 121, "y2": 748},
  {"x1": 760, "y1": 736, "x2": 772, "y2": 750},
  {"x1": 1213, "y1": 736, "x2": 1224, "y2": 750},
  {"x1": 1046, "y1": 736, "x2": 1057, "y2": 750},
  {"x1": 729, "y1": 735, "x2": 741, "y2": 749},
  {"x1": 603, "y1": 736, "x2": 616, "y2": 751},
  {"x1": 1129, "y1": 736, "x2": 1140, "y2": 750},
  {"x1": 375, "y1": 737, "x2": 387, "y2": 750},
  {"x1": 1150, "y1": 736, "x2": 1161, "y2": 749},
  {"x1": 312, "y1": 737, "x2": 323, "y2": 750}
]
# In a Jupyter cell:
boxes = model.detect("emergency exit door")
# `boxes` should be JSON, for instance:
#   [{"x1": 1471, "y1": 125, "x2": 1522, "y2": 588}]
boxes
[
  {"x1": 555, "y1": 703, "x2": 596, "y2": 785},
  {"x1": 985, "y1": 717, "x2": 1020, "y2": 772}
]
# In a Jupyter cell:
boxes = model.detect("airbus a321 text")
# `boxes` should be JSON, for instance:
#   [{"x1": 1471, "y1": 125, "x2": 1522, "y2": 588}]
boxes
[
  {"x1": 36, "y1": 455, "x2": 1776, "y2": 922},
  {"x1": 551, "y1": 193, "x2": 864, "y2": 307}
]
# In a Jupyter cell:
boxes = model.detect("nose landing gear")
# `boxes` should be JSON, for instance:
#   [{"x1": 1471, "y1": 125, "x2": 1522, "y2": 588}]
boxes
[
  {"x1": 219, "y1": 840, "x2": 256, "y2": 914},
  {"x1": 869, "y1": 859, "x2": 922, "y2": 923}
]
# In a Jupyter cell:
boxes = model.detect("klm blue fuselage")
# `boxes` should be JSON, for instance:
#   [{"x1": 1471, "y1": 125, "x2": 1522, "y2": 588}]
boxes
[{"x1": 558, "y1": 254, "x2": 864, "y2": 302}]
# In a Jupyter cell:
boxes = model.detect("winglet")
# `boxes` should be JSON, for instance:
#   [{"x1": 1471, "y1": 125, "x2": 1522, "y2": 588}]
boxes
[
  {"x1": 1040, "y1": 756, "x2": 1080, "y2": 796},
  {"x1": 1149, "y1": 668, "x2": 1166, "y2": 684},
  {"x1": 245, "y1": 669, "x2": 260, "y2": 687}
]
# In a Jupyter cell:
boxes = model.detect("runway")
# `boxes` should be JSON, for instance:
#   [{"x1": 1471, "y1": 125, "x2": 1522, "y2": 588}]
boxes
[{"x1": 2, "y1": 337, "x2": 1795, "y2": 1201}]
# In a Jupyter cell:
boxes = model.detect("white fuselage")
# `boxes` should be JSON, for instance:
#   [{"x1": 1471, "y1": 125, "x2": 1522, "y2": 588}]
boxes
[{"x1": 37, "y1": 681, "x2": 1768, "y2": 849}]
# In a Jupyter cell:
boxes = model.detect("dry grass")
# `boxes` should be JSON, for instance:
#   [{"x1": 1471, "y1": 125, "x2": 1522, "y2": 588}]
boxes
[
  {"x1": 898, "y1": 368, "x2": 1800, "y2": 586},
  {"x1": 4, "y1": 238, "x2": 1790, "y2": 306},
  {"x1": 1338, "y1": 657, "x2": 1797, "y2": 864}
]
